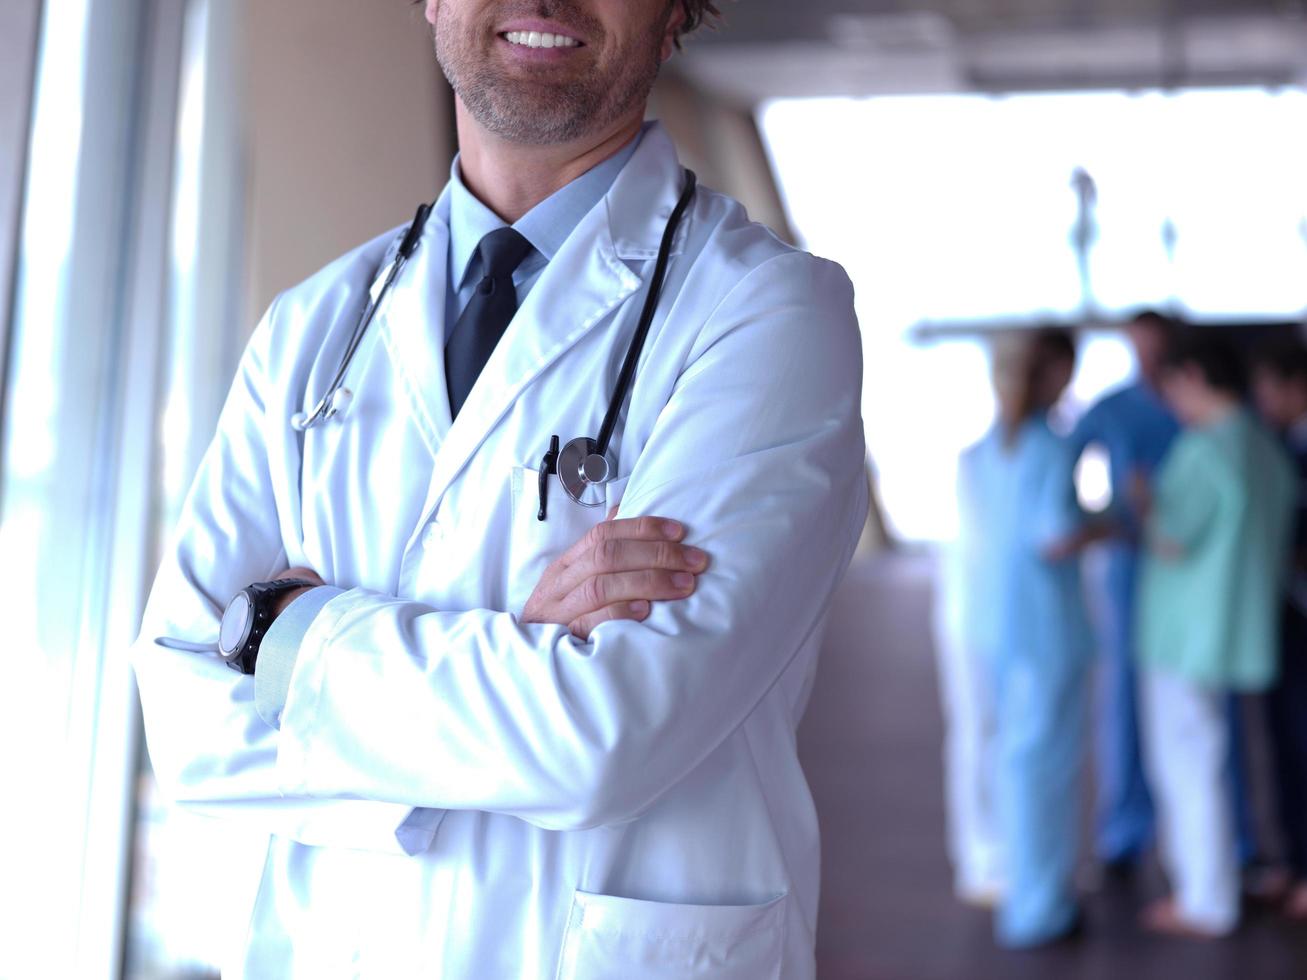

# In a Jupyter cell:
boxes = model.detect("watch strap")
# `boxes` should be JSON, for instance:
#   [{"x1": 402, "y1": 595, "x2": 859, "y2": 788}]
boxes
[{"x1": 225, "y1": 578, "x2": 318, "y2": 674}]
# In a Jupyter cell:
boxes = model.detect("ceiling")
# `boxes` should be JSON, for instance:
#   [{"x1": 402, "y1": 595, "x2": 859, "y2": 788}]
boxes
[{"x1": 678, "y1": 0, "x2": 1307, "y2": 101}]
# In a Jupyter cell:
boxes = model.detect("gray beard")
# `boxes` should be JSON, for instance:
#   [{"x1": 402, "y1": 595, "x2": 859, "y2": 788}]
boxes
[{"x1": 434, "y1": 17, "x2": 663, "y2": 145}]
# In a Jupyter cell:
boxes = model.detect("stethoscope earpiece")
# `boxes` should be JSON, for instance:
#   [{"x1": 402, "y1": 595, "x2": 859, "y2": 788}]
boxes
[{"x1": 327, "y1": 387, "x2": 353, "y2": 418}]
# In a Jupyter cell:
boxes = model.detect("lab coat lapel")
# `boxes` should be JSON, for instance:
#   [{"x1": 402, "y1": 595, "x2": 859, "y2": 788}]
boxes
[
  {"x1": 413, "y1": 124, "x2": 691, "y2": 523},
  {"x1": 422, "y1": 215, "x2": 640, "y2": 507},
  {"x1": 378, "y1": 188, "x2": 454, "y2": 451}
]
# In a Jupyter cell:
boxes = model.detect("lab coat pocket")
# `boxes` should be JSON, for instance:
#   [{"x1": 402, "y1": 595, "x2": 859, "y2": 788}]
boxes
[
  {"x1": 508, "y1": 467, "x2": 629, "y2": 613},
  {"x1": 555, "y1": 890, "x2": 786, "y2": 980}
]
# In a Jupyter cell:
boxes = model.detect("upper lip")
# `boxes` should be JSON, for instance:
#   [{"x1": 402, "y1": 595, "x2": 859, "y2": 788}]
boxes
[{"x1": 498, "y1": 18, "x2": 585, "y2": 44}]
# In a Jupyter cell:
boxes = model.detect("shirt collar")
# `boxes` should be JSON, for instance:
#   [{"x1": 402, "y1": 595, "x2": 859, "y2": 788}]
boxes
[{"x1": 447, "y1": 131, "x2": 643, "y2": 291}]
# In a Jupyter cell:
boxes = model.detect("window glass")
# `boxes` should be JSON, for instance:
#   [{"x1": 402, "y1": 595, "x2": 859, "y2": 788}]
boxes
[{"x1": 760, "y1": 88, "x2": 1307, "y2": 540}]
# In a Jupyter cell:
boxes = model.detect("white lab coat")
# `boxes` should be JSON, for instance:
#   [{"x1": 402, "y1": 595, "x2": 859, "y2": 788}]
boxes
[{"x1": 132, "y1": 123, "x2": 867, "y2": 979}]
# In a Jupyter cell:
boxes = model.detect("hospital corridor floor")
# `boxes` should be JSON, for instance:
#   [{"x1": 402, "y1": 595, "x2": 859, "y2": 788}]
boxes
[{"x1": 803, "y1": 551, "x2": 1307, "y2": 980}]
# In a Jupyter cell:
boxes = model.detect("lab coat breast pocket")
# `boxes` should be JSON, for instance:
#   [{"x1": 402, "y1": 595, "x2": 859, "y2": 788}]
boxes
[
  {"x1": 555, "y1": 890, "x2": 786, "y2": 980},
  {"x1": 508, "y1": 467, "x2": 629, "y2": 614}
]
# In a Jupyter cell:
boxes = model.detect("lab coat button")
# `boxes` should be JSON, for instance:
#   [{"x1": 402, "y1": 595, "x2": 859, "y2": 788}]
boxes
[{"x1": 424, "y1": 523, "x2": 443, "y2": 547}]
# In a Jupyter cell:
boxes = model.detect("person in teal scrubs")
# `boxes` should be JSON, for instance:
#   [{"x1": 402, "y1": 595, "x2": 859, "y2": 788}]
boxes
[
  {"x1": 958, "y1": 329, "x2": 1093, "y2": 948},
  {"x1": 1071, "y1": 314, "x2": 1260, "y2": 880},
  {"x1": 1137, "y1": 334, "x2": 1295, "y2": 937}
]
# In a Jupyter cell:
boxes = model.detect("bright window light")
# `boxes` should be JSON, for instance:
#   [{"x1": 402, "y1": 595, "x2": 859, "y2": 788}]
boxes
[{"x1": 759, "y1": 87, "x2": 1307, "y2": 541}]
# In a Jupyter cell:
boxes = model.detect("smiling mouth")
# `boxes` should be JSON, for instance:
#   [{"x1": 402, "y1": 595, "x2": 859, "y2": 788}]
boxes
[{"x1": 501, "y1": 30, "x2": 582, "y2": 49}]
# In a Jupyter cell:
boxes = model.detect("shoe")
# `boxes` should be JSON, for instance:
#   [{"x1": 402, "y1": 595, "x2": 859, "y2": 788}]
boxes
[
  {"x1": 998, "y1": 909, "x2": 1085, "y2": 950},
  {"x1": 957, "y1": 882, "x2": 1004, "y2": 909},
  {"x1": 1100, "y1": 856, "x2": 1139, "y2": 883},
  {"x1": 1139, "y1": 898, "x2": 1233, "y2": 939},
  {"x1": 1242, "y1": 861, "x2": 1291, "y2": 902},
  {"x1": 1284, "y1": 882, "x2": 1307, "y2": 922}
]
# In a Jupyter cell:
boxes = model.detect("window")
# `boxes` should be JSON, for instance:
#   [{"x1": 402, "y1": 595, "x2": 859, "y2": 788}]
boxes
[
  {"x1": 0, "y1": 2, "x2": 245, "y2": 976},
  {"x1": 759, "y1": 88, "x2": 1307, "y2": 540}
]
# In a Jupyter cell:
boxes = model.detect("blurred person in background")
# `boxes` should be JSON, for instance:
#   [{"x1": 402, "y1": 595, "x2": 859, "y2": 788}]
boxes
[
  {"x1": 935, "y1": 370, "x2": 1006, "y2": 909},
  {"x1": 1068, "y1": 311, "x2": 1179, "y2": 876},
  {"x1": 1136, "y1": 335, "x2": 1295, "y2": 938},
  {"x1": 954, "y1": 329, "x2": 1093, "y2": 948},
  {"x1": 1251, "y1": 338, "x2": 1307, "y2": 921}
]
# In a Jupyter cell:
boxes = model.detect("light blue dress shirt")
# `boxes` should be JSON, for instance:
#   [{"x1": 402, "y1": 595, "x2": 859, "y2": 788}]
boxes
[
  {"x1": 253, "y1": 134, "x2": 642, "y2": 728},
  {"x1": 445, "y1": 135, "x2": 640, "y2": 339}
]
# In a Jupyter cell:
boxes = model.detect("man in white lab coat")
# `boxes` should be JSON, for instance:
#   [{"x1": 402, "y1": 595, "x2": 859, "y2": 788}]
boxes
[{"x1": 132, "y1": 1, "x2": 867, "y2": 977}]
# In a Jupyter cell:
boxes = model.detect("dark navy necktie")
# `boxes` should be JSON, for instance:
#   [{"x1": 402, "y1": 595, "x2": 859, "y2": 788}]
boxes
[{"x1": 445, "y1": 227, "x2": 534, "y2": 419}]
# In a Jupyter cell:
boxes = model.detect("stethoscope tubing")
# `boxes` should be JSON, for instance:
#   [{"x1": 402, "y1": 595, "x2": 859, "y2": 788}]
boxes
[
  {"x1": 593, "y1": 169, "x2": 697, "y2": 458},
  {"x1": 292, "y1": 170, "x2": 697, "y2": 518},
  {"x1": 293, "y1": 201, "x2": 432, "y2": 431}
]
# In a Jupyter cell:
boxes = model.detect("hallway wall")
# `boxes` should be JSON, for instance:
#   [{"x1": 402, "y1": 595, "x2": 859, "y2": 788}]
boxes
[{"x1": 240, "y1": 1, "x2": 454, "y2": 321}]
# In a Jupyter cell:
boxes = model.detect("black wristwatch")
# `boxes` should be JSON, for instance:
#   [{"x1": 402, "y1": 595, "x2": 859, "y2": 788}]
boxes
[{"x1": 218, "y1": 579, "x2": 316, "y2": 674}]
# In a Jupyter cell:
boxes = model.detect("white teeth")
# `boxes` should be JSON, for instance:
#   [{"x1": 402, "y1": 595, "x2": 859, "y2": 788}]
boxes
[{"x1": 504, "y1": 30, "x2": 579, "y2": 49}]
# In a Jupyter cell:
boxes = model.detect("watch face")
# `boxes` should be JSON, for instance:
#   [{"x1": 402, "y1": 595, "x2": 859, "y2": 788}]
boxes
[{"x1": 219, "y1": 591, "x2": 253, "y2": 659}]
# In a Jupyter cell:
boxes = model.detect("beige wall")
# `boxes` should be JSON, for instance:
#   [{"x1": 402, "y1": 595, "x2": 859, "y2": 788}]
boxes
[
  {"x1": 236, "y1": 9, "x2": 798, "y2": 318},
  {"x1": 650, "y1": 70, "x2": 794, "y2": 246},
  {"x1": 241, "y1": 1, "x2": 454, "y2": 320}
]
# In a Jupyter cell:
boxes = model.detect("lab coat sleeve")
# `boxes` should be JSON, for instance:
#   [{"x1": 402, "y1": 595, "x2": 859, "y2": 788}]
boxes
[
  {"x1": 255, "y1": 586, "x2": 344, "y2": 727},
  {"x1": 130, "y1": 299, "x2": 419, "y2": 853},
  {"x1": 274, "y1": 251, "x2": 869, "y2": 831}
]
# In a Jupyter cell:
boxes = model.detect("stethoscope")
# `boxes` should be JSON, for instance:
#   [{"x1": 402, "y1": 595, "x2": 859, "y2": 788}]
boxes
[{"x1": 291, "y1": 169, "x2": 697, "y2": 524}]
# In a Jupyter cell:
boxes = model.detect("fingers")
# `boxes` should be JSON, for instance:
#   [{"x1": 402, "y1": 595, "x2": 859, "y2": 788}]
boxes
[
  {"x1": 560, "y1": 515, "x2": 686, "y2": 567},
  {"x1": 277, "y1": 566, "x2": 325, "y2": 587},
  {"x1": 557, "y1": 537, "x2": 708, "y2": 597},
  {"x1": 569, "y1": 600, "x2": 651, "y2": 642},
  {"x1": 521, "y1": 514, "x2": 705, "y2": 633},
  {"x1": 558, "y1": 568, "x2": 698, "y2": 627}
]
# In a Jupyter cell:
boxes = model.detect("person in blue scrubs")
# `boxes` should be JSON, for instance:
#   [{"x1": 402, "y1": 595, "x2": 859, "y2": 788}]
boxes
[
  {"x1": 1068, "y1": 312, "x2": 1179, "y2": 871},
  {"x1": 959, "y1": 329, "x2": 1093, "y2": 948}
]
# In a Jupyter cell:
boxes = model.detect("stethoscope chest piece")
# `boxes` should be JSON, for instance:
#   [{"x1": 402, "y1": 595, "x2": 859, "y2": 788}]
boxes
[{"x1": 557, "y1": 437, "x2": 611, "y2": 507}]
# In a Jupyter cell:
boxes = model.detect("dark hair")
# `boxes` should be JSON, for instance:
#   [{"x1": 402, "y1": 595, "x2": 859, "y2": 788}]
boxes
[
  {"x1": 1251, "y1": 337, "x2": 1307, "y2": 386},
  {"x1": 675, "y1": 0, "x2": 721, "y2": 40},
  {"x1": 410, "y1": 1, "x2": 721, "y2": 45},
  {"x1": 1161, "y1": 332, "x2": 1248, "y2": 396},
  {"x1": 1002, "y1": 328, "x2": 1077, "y2": 446},
  {"x1": 1126, "y1": 308, "x2": 1179, "y2": 338}
]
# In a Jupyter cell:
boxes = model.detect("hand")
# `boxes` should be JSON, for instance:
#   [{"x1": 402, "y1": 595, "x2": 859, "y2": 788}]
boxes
[
  {"x1": 1042, "y1": 535, "x2": 1079, "y2": 564},
  {"x1": 271, "y1": 566, "x2": 325, "y2": 618},
  {"x1": 521, "y1": 509, "x2": 709, "y2": 640},
  {"x1": 1128, "y1": 469, "x2": 1153, "y2": 522},
  {"x1": 1042, "y1": 521, "x2": 1116, "y2": 563}
]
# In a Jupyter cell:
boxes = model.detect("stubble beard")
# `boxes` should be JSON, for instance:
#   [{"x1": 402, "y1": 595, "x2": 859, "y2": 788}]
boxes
[{"x1": 433, "y1": 2, "x2": 666, "y2": 145}]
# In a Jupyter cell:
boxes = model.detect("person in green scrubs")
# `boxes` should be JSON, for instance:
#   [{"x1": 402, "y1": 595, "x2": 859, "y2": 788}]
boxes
[{"x1": 1136, "y1": 333, "x2": 1295, "y2": 938}]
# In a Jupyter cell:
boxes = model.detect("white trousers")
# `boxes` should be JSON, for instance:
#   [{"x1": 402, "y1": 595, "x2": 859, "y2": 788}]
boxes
[
  {"x1": 1141, "y1": 669, "x2": 1239, "y2": 933},
  {"x1": 933, "y1": 604, "x2": 1003, "y2": 899}
]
